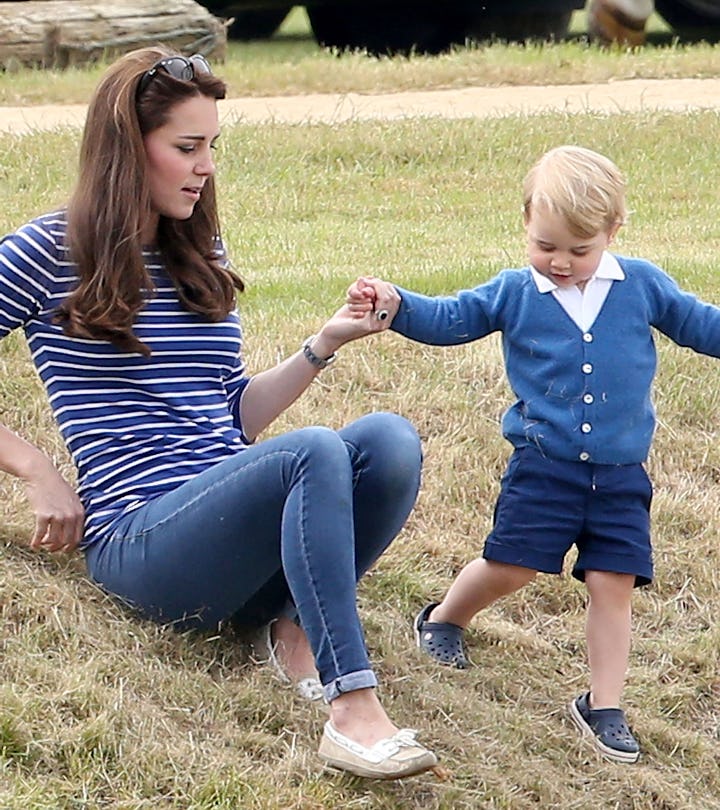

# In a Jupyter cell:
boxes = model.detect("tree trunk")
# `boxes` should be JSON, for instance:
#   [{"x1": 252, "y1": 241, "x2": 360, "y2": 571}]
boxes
[{"x1": 0, "y1": 0, "x2": 227, "y2": 69}]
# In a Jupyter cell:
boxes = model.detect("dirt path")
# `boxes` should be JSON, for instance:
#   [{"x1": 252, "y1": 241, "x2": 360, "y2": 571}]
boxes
[{"x1": 2, "y1": 76, "x2": 720, "y2": 134}]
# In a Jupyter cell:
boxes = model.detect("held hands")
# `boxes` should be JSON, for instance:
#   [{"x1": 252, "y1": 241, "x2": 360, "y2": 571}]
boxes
[
  {"x1": 240, "y1": 275, "x2": 400, "y2": 436},
  {"x1": 346, "y1": 277, "x2": 399, "y2": 327},
  {"x1": 313, "y1": 277, "x2": 399, "y2": 354},
  {"x1": 24, "y1": 462, "x2": 84, "y2": 553}
]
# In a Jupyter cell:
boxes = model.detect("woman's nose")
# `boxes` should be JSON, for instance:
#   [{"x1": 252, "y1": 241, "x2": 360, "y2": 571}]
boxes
[{"x1": 195, "y1": 152, "x2": 215, "y2": 176}]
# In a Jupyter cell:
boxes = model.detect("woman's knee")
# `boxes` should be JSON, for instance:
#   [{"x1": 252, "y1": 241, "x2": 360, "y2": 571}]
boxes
[
  {"x1": 345, "y1": 412, "x2": 422, "y2": 466},
  {"x1": 294, "y1": 424, "x2": 345, "y2": 451},
  {"x1": 290, "y1": 425, "x2": 351, "y2": 472}
]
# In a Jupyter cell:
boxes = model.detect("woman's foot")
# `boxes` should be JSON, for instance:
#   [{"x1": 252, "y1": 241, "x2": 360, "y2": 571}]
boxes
[
  {"x1": 320, "y1": 688, "x2": 437, "y2": 779},
  {"x1": 318, "y1": 721, "x2": 437, "y2": 780},
  {"x1": 269, "y1": 617, "x2": 318, "y2": 682},
  {"x1": 587, "y1": 0, "x2": 649, "y2": 45},
  {"x1": 256, "y1": 617, "x2": 324, "y2": 701},
  {"x1": 329, "y1": 687, "x2": 398, "y2": 747}
]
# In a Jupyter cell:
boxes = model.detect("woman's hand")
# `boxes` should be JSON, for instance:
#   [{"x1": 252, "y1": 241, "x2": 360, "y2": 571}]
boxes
[
  {"x1": 346, "y1": 276, "x2": 400, "y2": 325},
  {"x1": 313, "y1": 277, "x2": 401, "y2": 352},
  {"x1": 23, "y1": 461, "x2": 84, "y2": 553},
  {"x1": 237, "y1": 276, "x2": 401, "y2": 439},
  {"x1": 0, "y1": 426, "x2": 84, "y2": 553}
]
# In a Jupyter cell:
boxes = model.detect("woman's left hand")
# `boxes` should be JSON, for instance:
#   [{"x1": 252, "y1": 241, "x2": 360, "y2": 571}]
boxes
[{"x1": 238, "y1": 277, "x2": 399, "y2": 438}]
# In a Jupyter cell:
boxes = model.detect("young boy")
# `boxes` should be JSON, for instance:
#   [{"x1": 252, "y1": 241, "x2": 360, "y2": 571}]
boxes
[{"x1": 347, "y1": 145, "x2": 720, "y2": 764}]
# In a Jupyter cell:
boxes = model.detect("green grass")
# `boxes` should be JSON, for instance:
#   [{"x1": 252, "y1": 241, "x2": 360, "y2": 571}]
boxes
[
  {"x1": 3, "y1": 7, "x2": 720, "y2": 105},
  {"x1": 3, "y1": 108, "x2": 720, "y2": 808}
]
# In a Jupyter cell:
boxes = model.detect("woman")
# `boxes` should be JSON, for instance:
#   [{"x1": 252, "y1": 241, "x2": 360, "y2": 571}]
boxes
[{"x1": 0, "y1": 47, "x2": 436, "y2": 780}]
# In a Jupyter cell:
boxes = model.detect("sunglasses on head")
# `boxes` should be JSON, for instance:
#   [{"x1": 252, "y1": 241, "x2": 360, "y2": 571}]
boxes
[{"x1": 136, "y1": 54, "x2": 212, "y2": 100}]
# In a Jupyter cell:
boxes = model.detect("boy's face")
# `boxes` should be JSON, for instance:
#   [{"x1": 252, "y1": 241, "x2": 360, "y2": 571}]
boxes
[{"x1": 524, "y1": 206, "x2": 619, "y2": 291}]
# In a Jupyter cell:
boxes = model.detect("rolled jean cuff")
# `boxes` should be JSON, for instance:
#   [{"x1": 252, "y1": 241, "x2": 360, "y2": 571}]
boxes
[{"x1": 323, "y1": 669, "x2": 378, "y2": 703}]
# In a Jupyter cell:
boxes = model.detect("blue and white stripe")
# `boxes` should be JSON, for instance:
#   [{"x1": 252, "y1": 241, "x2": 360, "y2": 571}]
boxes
[{"x1": 0, "y1": 211, "x2": 250, "y2": 545}]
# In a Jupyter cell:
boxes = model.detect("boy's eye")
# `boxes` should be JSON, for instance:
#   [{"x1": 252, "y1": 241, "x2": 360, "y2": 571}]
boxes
[{"x1": 572, "y1": 249, "x2": 590, "y2": 256}]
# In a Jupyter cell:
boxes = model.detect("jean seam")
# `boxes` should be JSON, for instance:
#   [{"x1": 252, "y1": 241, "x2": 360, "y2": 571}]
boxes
[{"x1": 297, "y1": 454, "x2": 342, "y2": 678}]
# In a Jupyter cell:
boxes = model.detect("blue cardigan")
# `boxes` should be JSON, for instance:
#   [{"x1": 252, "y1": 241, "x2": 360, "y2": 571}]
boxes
[{"x1": 392, "y1": 255, "x2": 720, "y2": 464}]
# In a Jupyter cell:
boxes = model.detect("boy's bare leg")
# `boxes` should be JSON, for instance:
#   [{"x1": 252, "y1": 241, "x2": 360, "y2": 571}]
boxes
[
  {"x1": 585, "y1": 570, "x2": 635, "y2": 708},
  {"x1": 429, "y1": 558, "x2": 537, "y2": 628}
]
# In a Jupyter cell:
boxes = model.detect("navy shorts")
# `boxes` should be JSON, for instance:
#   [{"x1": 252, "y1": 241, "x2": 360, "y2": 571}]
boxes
[{"x1": 484, "y1": 446, "x2": 653, "y2": 586}]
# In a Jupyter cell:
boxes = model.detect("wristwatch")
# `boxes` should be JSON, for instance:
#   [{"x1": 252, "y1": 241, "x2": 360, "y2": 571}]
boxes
[{"x1": 302, "y1": 335, "x2": 337, "y2": 369}]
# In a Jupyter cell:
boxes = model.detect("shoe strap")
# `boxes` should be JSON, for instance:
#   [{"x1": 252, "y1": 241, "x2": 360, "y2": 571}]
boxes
[
  {"x1": 325, "y1": 723, "x2": 425, "y2": 763},
  {"x1": 393, "y1": 728, "x2": 421, "y2": 746},
  {"x1": 373, "y1": 728, "x2": 423, "y2": 757}
]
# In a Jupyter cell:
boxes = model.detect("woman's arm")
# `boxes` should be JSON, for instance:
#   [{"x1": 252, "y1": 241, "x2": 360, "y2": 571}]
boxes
[
  {"x1": 0, "y1": 220, "x2": 84, "y2": 551},
  {"x1": 0, "y1": 424, "x2": 84, "y2": 552},
  {"x1": 239, "y1": 300, "x2": 390, "y2": 442}
]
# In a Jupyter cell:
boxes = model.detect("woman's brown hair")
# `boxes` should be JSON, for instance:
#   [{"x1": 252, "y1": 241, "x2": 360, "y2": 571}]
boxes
[{"x1": 59, "y1": 46, "x2": 243, "y2": 355}]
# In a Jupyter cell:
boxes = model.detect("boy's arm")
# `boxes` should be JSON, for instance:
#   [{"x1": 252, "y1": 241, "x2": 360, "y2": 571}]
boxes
[
  {"x1": 648, "y1": 264, "x2": 720, "y2": 356},
  {"x1": 346, "y1": 273, "x2": 510, "y2": 345},
  {"x1": 390, "y1": 283, "x2": 500, "y2": 346}
]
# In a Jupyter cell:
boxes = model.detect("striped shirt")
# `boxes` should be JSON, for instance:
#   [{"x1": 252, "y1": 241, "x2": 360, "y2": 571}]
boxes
[{"x1": 0, "y1": 211, "x2": 250, "y2": 546}]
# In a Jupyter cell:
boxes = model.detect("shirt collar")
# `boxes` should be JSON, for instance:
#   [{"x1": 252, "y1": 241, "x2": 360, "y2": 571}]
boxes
[{"x1": 530, "y1": 251, "x2": 625, "y2": 293}]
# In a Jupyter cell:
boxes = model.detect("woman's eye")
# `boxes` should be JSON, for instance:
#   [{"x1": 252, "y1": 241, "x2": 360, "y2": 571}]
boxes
[{"x1": 178, "y1": 145, "x2": 195, "y2": 154}]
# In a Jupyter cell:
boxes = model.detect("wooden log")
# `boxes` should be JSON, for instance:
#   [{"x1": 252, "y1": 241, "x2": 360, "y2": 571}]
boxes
[{"x1": 0, "y1": 0, "x2": 227, "y2": 69}]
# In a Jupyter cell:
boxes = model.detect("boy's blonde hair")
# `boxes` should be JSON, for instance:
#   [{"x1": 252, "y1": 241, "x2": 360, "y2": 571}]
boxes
[{"x1": 522, "y1": 145, "x2": 627, "y2": 238}]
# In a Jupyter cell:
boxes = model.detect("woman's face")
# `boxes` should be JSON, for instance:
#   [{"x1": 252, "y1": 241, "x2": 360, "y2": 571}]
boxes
[{"x1": 142, "y1": 94, "x2": 220, "y2": 242}]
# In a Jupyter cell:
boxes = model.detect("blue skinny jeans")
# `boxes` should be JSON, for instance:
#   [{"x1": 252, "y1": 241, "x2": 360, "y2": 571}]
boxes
[{"x1": 84, "y1": 412, "x2": 422, "y2": 703}]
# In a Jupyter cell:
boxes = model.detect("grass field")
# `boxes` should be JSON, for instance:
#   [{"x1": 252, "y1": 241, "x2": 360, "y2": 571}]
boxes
[{"x1": 2, "y1": 16, "x2": 720, "y2": 810}]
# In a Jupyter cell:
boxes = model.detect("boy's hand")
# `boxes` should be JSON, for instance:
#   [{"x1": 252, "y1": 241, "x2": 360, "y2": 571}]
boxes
[
  {"x1": 314, "y1": 277, "x2": 402, "y2": 351},
  {"x1": 346, "y1": 277, "x2": 400, "y2": 325}
]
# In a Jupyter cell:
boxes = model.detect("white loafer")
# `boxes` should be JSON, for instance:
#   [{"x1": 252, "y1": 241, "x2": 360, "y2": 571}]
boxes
[{"x1": 318, "y1": 721, "x2": 438, "y2": 780}]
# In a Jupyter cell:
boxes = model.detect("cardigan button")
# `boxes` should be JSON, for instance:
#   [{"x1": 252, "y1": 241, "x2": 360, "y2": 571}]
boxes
[
  {"x1": 582, "y1": 363, "x2": 593, "y2": 374},
  {"x1": 579, "y1": 451, "x2": 590, "y2": 461},
  {"x1": 583, "y1": 393, "x2": 594, "y2": 404},
  {"x1": 581, "y1": 422, "x2": 592, "y2": 433},
  {"x1": 583, "y1": 332, "x2": 593, "y2": 342}
]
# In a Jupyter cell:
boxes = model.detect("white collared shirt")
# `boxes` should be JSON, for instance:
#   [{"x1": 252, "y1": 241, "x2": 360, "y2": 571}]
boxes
[{"x1": 529, "y1": 251, "x2": 626, "y2": 332}]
